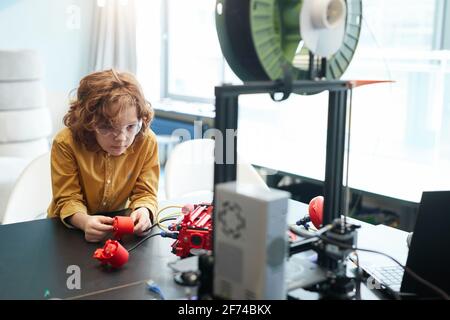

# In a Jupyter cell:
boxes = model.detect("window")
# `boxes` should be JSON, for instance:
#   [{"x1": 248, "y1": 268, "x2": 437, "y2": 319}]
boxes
[
  {"x1": 236, "y1": 0, "x2": 450, "y2": 202},
  {"x1": 339, "y1": 0, "x2": 450, "y2": 200},
  {"x1": 164, "y1": 0, "x2": 224, "y2": 102},
  {"x1": 136, "y1": 0, "x2": 450, "y2": 202},
  {"x1": 135, "y1": 0, "x2": 162, "y2": 102}
]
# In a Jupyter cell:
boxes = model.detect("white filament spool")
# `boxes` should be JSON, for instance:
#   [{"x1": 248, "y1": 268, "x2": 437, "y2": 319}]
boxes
[{"x1": 300, "y1": 0, "x2": 347, "y2": 57}]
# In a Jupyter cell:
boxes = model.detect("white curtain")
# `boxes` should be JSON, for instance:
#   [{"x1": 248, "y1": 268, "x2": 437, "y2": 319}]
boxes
[{"x1": 90, "y1": 0, "x2": 137, "y2": 73}]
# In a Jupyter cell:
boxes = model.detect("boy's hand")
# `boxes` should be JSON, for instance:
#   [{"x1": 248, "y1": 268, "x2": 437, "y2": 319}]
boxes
[
  {"x1": 130, "y1": 207, "x2": 152, "y2": 236},
  {"x1": 83, "y1": 215, "x2": 114, "y2": 242}
]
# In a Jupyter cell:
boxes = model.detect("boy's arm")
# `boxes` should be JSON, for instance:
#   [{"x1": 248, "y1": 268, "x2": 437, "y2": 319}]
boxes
[
  {"x1": 49, "y1": 139, "x2": 88, "y2": 228},
  {"x1": 68, "y1": 212, "x2": 89, "y2": 230}
]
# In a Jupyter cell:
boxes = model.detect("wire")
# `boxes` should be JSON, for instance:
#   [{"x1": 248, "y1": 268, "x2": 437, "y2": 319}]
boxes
[
  {"x1": 348, "y1": 192, "x2": 363, "y2": 217},
  {"x1": 158, "y1": 213, "x2": 183, "y2": 224},
  {"x1": 343, "y1": 87, "x2": 354, "y2": 226},
  {"x1": 291, "y1": 224, "x2": 449, "y2": 299},
  {"x1": 66, "y1": 279, "x2": 149, "y2": 300},
  {"x1": 158, "y1": 225, "x2": 170, "y2": 232},
  {"x1": 156, "y1": 205, "x2": 184, "y2": 232},
  {"x1": 317, "y1": 233, "x2": 450, "y2": 300},
  {"x1": 157, "y1": 215, "x2": 181, "y2": 232},
  {"x1": 157, "y1": 205, "x2": 184, "y2": 212},
  {"x1": 147, "y1": 280, "x2": 165, "y2": 300},
  {"x1": 127, "y1": 233, "x2": 162, "y2": 252},
  {"x1": 156, "y1": 205, "x2": 184, "y2": 222},
  {"x1": 163, "y1": 212, "x2": 184, "y2": 219},
  {"x1": 126, "y1": 217, "x2": 180, "y2": 252},
  {"x1": 349, "y1": 251, "x2": 401, "y2": 300},
  {"x1": 352, "y1": 251, "x2": 363, "y2": 300},
  {"x1": 289, "y1": 224, "x2": 332, "y2": 239},
  {"x1": 167, "y1": 260, "x2": 179, "y2": 272}
]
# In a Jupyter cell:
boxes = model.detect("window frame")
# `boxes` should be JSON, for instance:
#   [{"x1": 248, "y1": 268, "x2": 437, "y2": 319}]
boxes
[
  {"x1": 160, "y1": 0, "x2": 450, "y2": 102},
  {"x1": 160, "y1": 0, "x2": 227, "y2": 104}
]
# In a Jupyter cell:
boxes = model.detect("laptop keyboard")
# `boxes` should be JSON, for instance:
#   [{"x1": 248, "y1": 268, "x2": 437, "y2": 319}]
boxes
[{"x1": 366, "y1": 265, "x2": 404, "y2": 287}]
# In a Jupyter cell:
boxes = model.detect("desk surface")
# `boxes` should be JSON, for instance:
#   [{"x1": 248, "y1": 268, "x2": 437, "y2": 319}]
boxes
[
  {"x1": 0, "y1": 196, "x2": 407, "y2": 300},
  {"x1": 0, "y1": 198, "x2": 202, "y2": 300},
  {"x1": 0, "y1": 220, "x2": 188, "y2": 300}
]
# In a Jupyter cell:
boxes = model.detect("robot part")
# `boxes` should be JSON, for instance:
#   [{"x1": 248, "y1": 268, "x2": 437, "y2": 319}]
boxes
[
  {"x1": 112, "y1": 216, "x2": 134, "y2": 239},
  {"x1": 93, "y1": 239, "x2": 129, "y2": 268},
  {"x1": 169, "y1": 204, "x2": 213, "y2": 258}
]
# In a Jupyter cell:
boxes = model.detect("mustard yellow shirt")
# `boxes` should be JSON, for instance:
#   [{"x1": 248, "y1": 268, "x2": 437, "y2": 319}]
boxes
[{"x1": 47, "y1": 127, "x2": 159, "y2": 227}]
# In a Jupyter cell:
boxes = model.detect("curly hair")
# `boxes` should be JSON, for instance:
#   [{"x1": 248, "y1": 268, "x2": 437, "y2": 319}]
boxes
[{"x1": 63, "y1": 69, "x2": 154, "y2": 150}]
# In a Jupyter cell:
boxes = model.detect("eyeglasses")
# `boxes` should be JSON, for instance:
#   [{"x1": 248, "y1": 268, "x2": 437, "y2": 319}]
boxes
[{"x1": 95, "y1": 120, "x2": 143, "y2": 137}]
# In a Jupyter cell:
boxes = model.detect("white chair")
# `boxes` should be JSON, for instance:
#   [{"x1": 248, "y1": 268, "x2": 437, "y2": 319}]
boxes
[
  {"x1": 2, "y1": 152, "x2": 51, "y2": 224},
  {"x1": 164, "y1": 139, "x2": 269, "y2": 200},
  {"x1": 0, "y1": 156, "x2": 31, "y2": 223}
]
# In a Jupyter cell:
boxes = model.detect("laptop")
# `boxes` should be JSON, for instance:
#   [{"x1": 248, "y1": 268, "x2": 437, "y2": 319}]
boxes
[{"x1": 356, "y1": 191, "x2": 450, "y2": 299}]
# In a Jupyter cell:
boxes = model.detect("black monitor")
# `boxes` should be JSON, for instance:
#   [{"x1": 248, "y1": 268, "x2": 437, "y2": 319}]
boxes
[{"x1": 401, "y1": 191, "x2": 450, "y2": 298}]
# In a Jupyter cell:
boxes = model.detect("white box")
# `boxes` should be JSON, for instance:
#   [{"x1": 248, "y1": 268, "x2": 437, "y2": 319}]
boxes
[{"x1": 213, "y1": 182, "x2": 290, "y2": 299}]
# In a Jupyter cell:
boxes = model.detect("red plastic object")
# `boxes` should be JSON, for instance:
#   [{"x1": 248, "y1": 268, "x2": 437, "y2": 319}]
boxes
[
  {"x1": 169, "y1": 203, "x2": 213, "y2": 258},
  {"x1": 348, "y1": 79, "x2": 394, "y2": 88},
  {"x1": 308, "y1": 196, "x2": 324, "y2": 228},
  {"x1": 93, "y1": 240, "x2": 129, "y2": 268},
  {"x1": 113, "y1": 216, "x2": 134, "y2": 239}
]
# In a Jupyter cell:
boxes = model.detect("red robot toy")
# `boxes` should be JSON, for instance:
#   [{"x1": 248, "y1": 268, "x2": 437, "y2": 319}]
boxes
[
  {"x1": 112, "y1": 216, "x2": 134, "y2": 239},
  {"x1": 93, "y1": 239, "x2": 129, "y2": 268},
  {"x1": 168, "y1": 203, "x2": 213, "y2": 258}
]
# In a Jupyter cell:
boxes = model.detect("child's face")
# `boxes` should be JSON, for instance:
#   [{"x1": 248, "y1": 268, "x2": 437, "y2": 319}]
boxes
[{"x1": 95, "y1": 105, "x2": 140, "y2": 156}]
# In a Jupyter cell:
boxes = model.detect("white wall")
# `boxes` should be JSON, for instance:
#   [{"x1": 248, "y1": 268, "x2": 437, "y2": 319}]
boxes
[{"x1": 0, "y1": 0, "x2": 95, "y2": 137}]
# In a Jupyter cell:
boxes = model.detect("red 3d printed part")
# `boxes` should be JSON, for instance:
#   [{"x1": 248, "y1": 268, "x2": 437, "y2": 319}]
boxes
[
  {"x1": 93, "y1": 240, "x2": 129, "y2": 268},
  {"x1": 308, "y1": 196, "x2": 324, "y2": 228},
  {"x1": 113, "y1": 216, "x2": 134, "y2": 239},
  {"x1": 169, "y1": 203, "x2": 213, "y2": 258}
]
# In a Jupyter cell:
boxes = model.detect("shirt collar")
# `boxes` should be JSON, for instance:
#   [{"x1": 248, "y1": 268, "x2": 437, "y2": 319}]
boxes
[{"x1": 97, "y1": 140, "x2": 136, "y2": 157}]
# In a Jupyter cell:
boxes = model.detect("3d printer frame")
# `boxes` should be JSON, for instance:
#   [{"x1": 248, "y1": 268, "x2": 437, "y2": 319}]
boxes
[
  {"x1": 192, "y1": 80, "x2": 354, "y2": 299},
  {"x1": 213, "y1": 79, "x2": 350, "y2": 237}
]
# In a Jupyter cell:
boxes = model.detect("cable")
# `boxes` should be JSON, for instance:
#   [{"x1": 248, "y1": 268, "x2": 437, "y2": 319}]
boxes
[
  {"x1": 156, "y1": 205, "x2": 184, "y2": 222},
  {"x1": 343, "y1": 86, "x2": 354, "y2": 227},
  {"x1": 127, "y1": 233, "x2": 162, "y2": 252},
  {"x1": 317, "y1": 233, "x2": 450, "y2": 300},
  {"x1": 348, "y1": 192, "x2": 363, "y2": 217},
  {"x1": 349, "y1": 251, "x2": 401, "y2": 300},
  {"x1": 161, "y1": 212, "x2": 183, "y2": 220},
  {"x1": 158, "y1": 225, "x2": 170, "y2": 232},
  {"x1": 167, "y1": 260, "x2": 181, "y2": 273},
  {"x1": 147, "y1": 280, "x2": 165, "y2": 300},
  {"x1": 339, "y1": 251, "x2": 365, "y2": 300},
  {"x1": 66, "y1": 279, "x2": 149, "y2": 300},
  {"x1": 351, "y1": 251, "x2": 363, "y2": 300},
  {"x1": 158, "y1": 212, "x2": 182, "y2": 223},
  {"x1": 126, "y1": 217, "x2": 180, "y2": 252},
  {"x1": 159, "y1": 217, "x2": 178, "y2": 223},
  {"x1": 156, "y1": 206, "x2": 184, "y2": 232},
  {"x1": 157, "y1": 215, "x2": 180, "y2": 232},
  {"x1": 291, "y1": 225, "x2": 449, "y2": 299},
  {"x1": 157, "y1": 205, "x2": 184, "y2": 213},
  {"x1": 289, "y1": 224, "x2": 332, "y2": 239}
]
